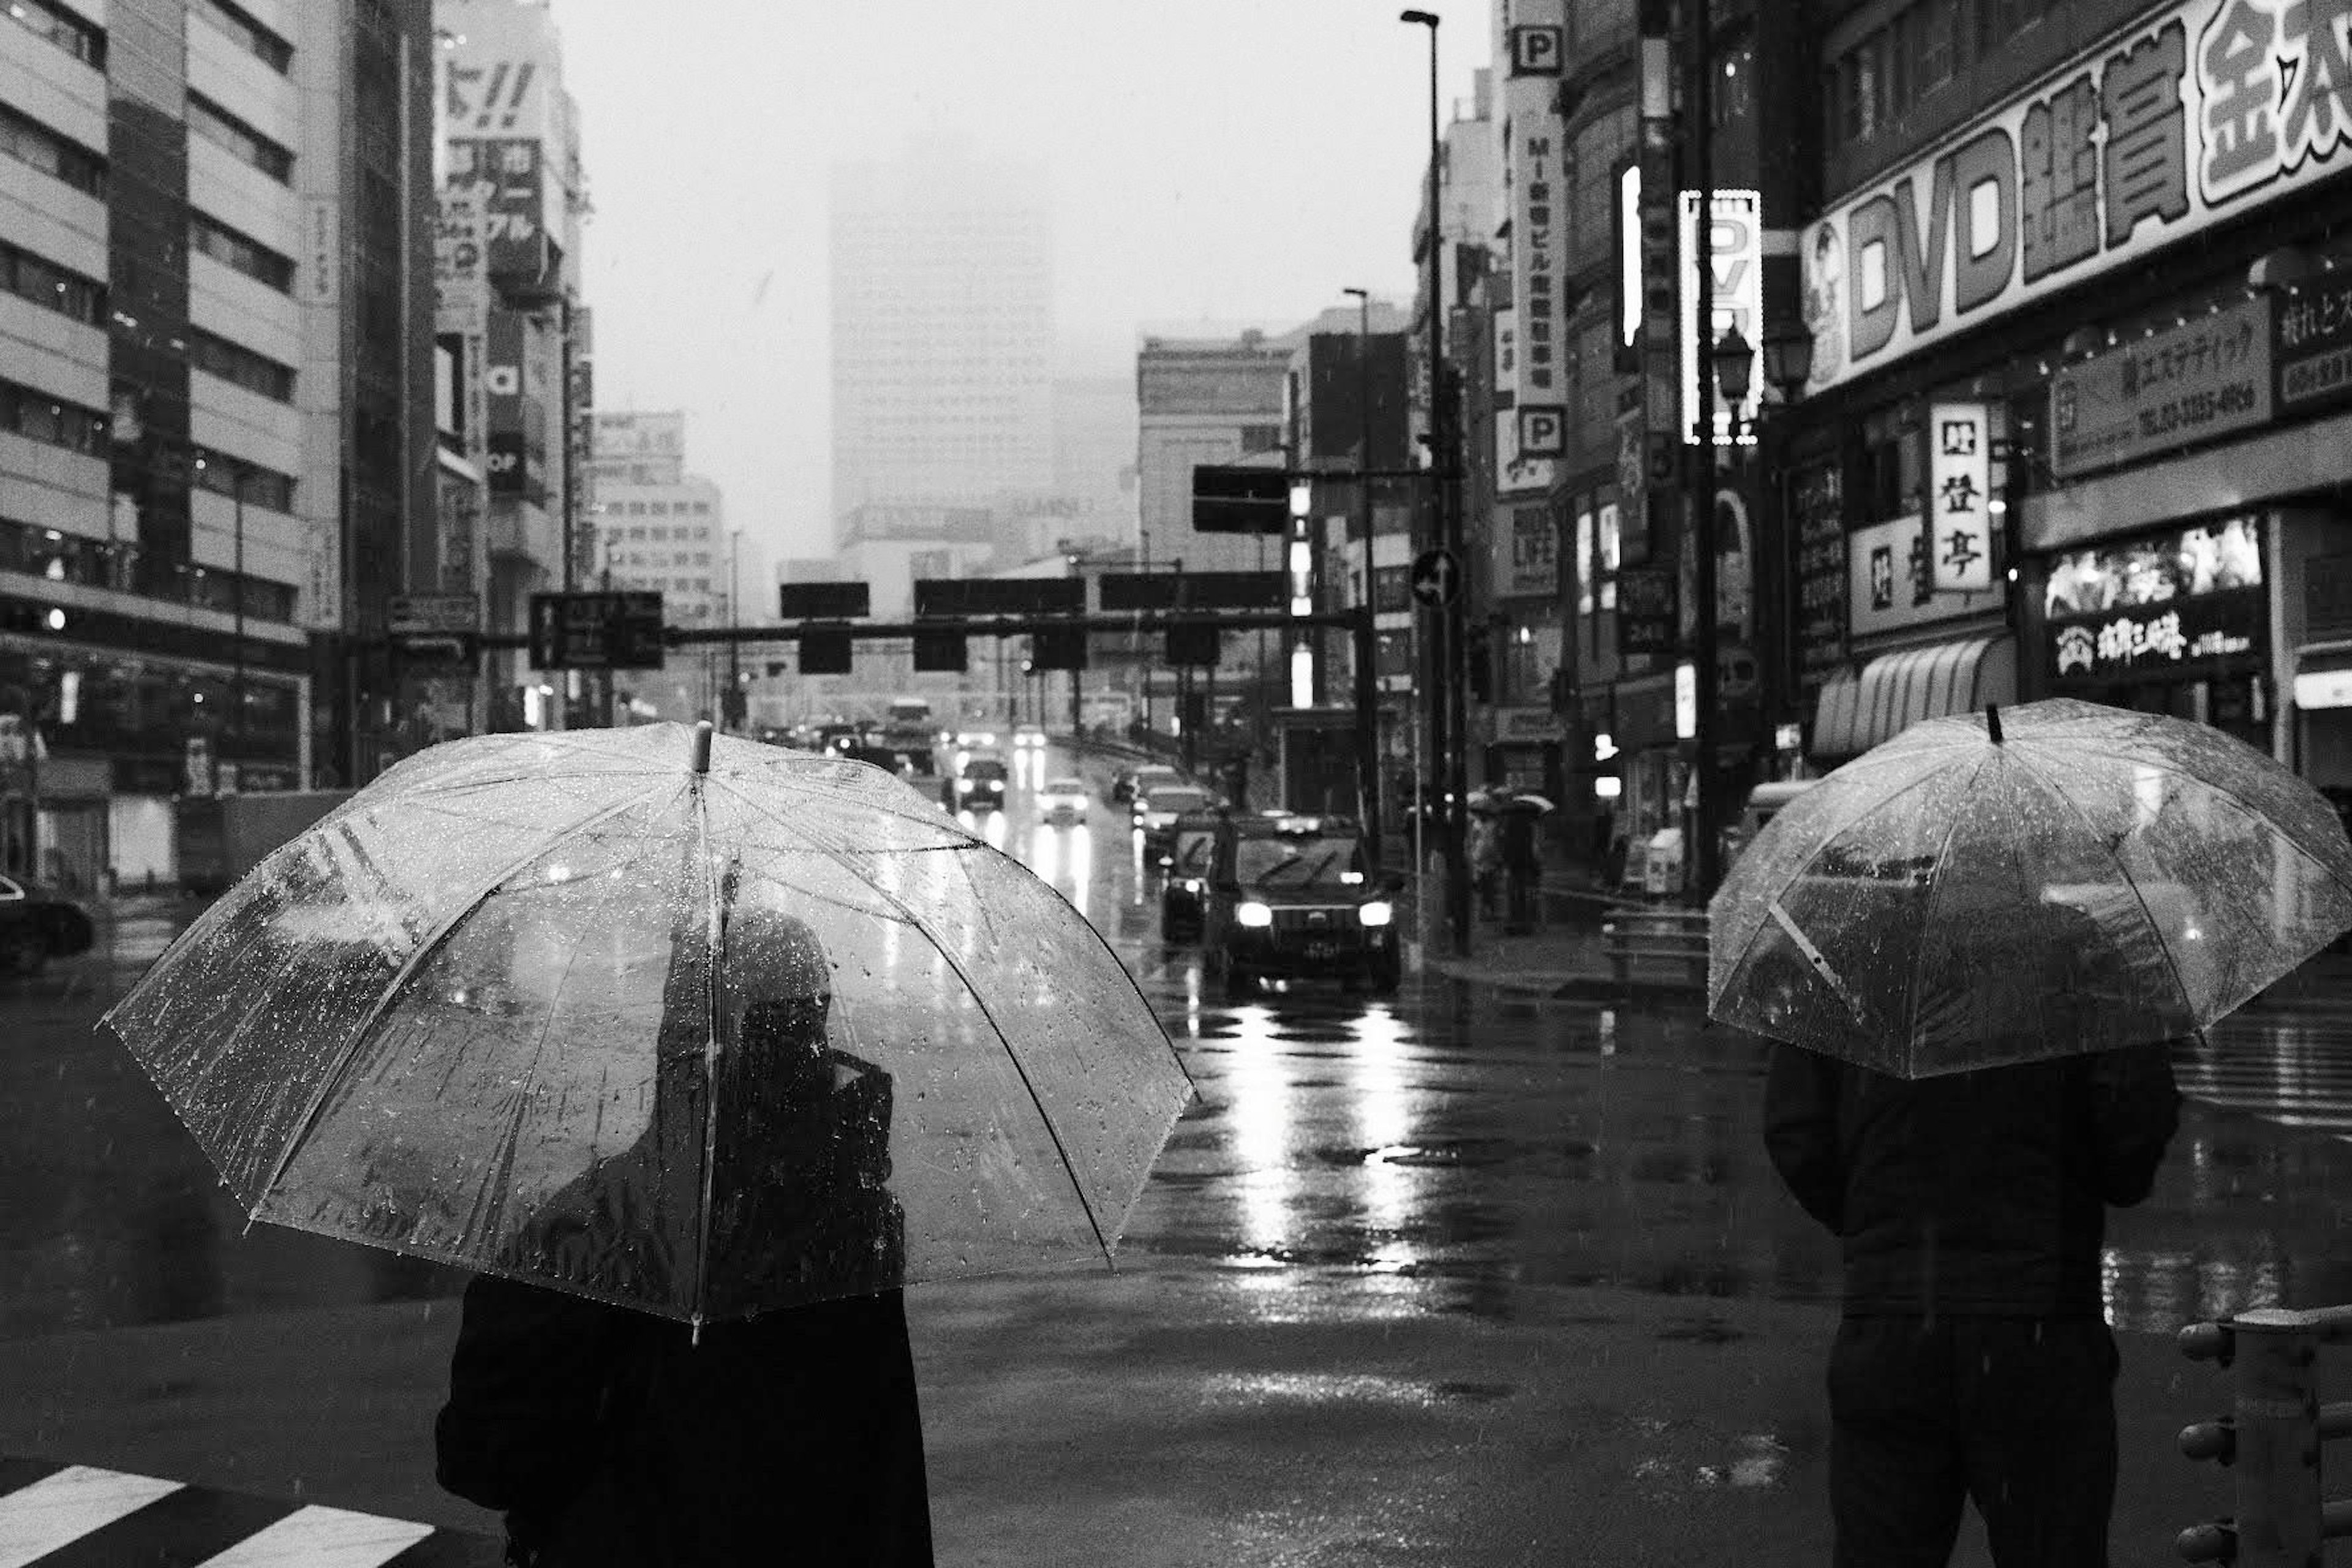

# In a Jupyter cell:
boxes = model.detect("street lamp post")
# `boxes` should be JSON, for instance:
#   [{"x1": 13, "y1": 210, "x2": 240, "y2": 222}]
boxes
[
  {"x1": 727, "y1": 527, "x2": 743, "y2": 733},
  {"x1": 1685, "y1": 0, "x2": 1722, "y2": 900},
  {"x1": 1401, "y1": 6, "x2": 1468, "y2": 956},
  {"x1": 1713, "y1": 320, "x2": 1817, "y2": 785},
  {"x1": 1343, "y1": 286, "x2": 1384, "y2": 866}
]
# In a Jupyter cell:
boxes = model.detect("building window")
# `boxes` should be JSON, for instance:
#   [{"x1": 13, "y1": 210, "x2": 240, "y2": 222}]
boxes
[
  {"x1": 1890, "y1": 0, "x2": 1957, "y2": 115},
  {"x1": 187, "y1": 92, "x2": 295, "y2": 184},
  {"x1": 0, "y1": 379, "x2": 105, "y2": 456},
  {"x1": 1976, "y1": 0, "x2": 2045, "y2": 57},
  {"x1": 1238, "y1": 424, "x2": 1283, "y2": 456},
  {"x1": 189, "y1": 329, "x2": 295, "y2": 402},
  {"x1": 0, "y1": 104, "x2": 106, "y2": 198},
  {"x1": 1834, "y1": 29, "x2": 1888, "y2": 143},
  {"x1": 189, "y1": 0, "x2": 292, "y2": 73},
  {"x1": 6, "y1": 0, "x2": 104, "y2": 67},
  {"x1": 192, "y1": 454, "x2": 296, "y2": 513},
  {"x1": 650, "y1": 501, "x2": 669, "y2": 515},
  {"x1": 0, "y1": 240, "x2": 104, "y2": 325},
  {"x1": 189, "y1": 211, "x2": 295, "y2": 293}
]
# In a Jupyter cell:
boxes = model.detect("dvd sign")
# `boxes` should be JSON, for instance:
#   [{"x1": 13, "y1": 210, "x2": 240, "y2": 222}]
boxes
[{"x1": 1803, "y1": 0, "x2": 2352, "y2": 395}]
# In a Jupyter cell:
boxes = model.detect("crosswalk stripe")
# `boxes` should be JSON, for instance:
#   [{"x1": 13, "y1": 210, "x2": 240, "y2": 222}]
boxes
[
  {"x1": 30, "y1": 1482, "x2": 290, "y2": 1568},
  {"x1": 192, "y1": 1506, "x2": 437, "y2": 1567},
  {"x1": 0, "y1": 1466, "x2": 182, "y2": 1568}
]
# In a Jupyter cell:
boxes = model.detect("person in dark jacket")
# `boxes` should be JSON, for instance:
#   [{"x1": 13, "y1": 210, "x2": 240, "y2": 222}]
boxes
[
  {"x1": 1498, "y1": 805, "x2": 1541, "y2": 933},
  {"x1": 1764, "y1": 1024, "x2": 2180, "y2": 1568},
  {"x1": 435, "y1": 900, "x2": 933, "y2": 1567}
]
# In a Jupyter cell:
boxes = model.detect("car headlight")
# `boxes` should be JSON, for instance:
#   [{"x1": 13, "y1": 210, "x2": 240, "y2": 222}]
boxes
[
  {"x1": 1180, "y1": 879, "x2": 1204, "y2": 895},
  {"x1": 1359, "y1": 900, "x2": 1394, "y2": 927},
  {"x1": 1237, "y1": 901, "x2": 1273, "y2": 928}
]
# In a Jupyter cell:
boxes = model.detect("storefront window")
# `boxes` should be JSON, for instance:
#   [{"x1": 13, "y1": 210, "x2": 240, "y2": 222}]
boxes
[{"x1": 0, "y1": 647, "x2": 302, "y2": 771}]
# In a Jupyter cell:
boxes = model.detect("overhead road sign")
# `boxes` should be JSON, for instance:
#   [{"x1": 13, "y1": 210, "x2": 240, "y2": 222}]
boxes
[
  {"x1": 913, "y1": 578, "x2": 1085, "y2": 618},
  {"x1": 1191, "y1": 465, "x2": 1291, "y2": 535},
  {"x1": 388, "y1": 594, "x2": 479, "y2": 635},
  {"x1": 777, "y1": 581, "x2": 870, "y2": 620},
  {"x1": 1099, "y1": 571, "x2": 1286, "y2": 612},
  {"x1": 528, "y1": 591, "x2": 664, "y2": 669},
  {"x1": 1029, "y1": 628, "x2": 1087, "y2": 671}
]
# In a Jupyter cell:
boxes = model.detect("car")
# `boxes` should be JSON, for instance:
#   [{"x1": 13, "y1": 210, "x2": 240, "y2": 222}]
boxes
[
  {"x1": 0, "y1": 875, "x2": 95, "y2": 974},
  {"x1": 1036, "y1": 775, "x2": 1089, "y2": 826},
  {"x1": 944, "y1": 754, "x2": 1010, "y2": 813},
  {"x1": 1115, "y1": 764, "x2": 1180, "y2": 807},
  {"x1": 1136, "y1": 782, "x2": 1215, "y2": 862},
  {"x1": 1013, "y1": 724, "x2": 1047, "y2": 752},
  {"x1": 1202, "y1": 815, "x2": 1401, "y2": 997},
  {"x1": 1158, "y1": 812, "x2": 1225, "y2": 943}
]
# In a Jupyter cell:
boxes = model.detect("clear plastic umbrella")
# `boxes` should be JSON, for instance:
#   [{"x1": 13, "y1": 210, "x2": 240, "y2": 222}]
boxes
[
  {"x1": 104, "y1": 723, "x2": 1194, "y2": 1327},
  {"x1": 1708, "y1": 699, "x2": 2352, "y2": 1078}
]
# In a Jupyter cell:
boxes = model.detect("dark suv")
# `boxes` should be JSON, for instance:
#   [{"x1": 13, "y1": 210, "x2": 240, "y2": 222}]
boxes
[
  {"x1": 1158, "y1": 812, "x2": 1226, "y2": 943},
  {"x1": 1204, "y1": 815, "x2": 1401, "y2": 997}
]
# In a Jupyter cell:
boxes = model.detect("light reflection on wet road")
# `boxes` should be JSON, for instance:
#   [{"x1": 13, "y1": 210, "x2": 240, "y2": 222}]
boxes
[{"x1": 4, "y1": 745, "x2": 2352, "y2": 1346}]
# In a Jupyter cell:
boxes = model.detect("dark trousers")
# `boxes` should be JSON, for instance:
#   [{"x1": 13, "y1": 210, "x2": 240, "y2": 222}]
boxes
[
  {"x1": 1828, "y1": 1316, "x2": 2119, "y2": 1568},
  {"x1": 1504, "y1": 864, "x2": 1536, "y2": 932}
]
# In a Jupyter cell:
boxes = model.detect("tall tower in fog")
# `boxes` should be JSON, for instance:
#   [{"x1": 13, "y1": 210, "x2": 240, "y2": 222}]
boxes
[{"x1": 828, "y1": 145, "x2": 1054, "y2": 537}]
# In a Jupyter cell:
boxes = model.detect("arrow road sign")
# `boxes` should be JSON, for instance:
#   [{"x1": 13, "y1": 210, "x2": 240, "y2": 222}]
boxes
[{"x1": 1411, "y1": 548, "x2": 1461, "y2": 608}]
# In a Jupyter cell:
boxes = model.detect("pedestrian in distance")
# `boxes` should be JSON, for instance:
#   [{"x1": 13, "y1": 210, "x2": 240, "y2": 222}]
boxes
[
  {"x1": 1499, "y1": 805, "x2": 1540, "y2": 935},
  {"x1": 1762, "y1": 905, "x2": 2181, "y2": 1568},
  {"x1": 435, "y1": 904, "x2": 934, "y2": 1568},
  {"x1": 1467, "y1": 810, "x2": 1501, "y2": 920}
]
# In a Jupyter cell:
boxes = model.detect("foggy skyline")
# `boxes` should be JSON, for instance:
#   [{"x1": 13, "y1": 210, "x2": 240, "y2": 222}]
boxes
[{"x1": 552, "y1": 0, "x2": 1493, "y2": 571}]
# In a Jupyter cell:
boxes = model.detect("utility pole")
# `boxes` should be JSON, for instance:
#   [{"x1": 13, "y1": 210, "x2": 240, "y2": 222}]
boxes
[
  {"x1": 1686, "y1": 0, "x2": 1722, "y2": 899},
  {"x1": 1344, "y1": 287, "x2": 1384, "y2": 865}
]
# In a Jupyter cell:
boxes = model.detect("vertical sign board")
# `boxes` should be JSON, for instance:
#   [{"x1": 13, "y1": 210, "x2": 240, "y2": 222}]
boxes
[
  {"x1": 485, "y1": 309, "x2": 527, "y2": 497},
  {"x1": 1803, "y1": 0, "x2": 2352, "y2": 398},
  {"x1": 1679, "y1": 189, "x2": 1763, "y2": 445},
  {"x1": 1500, "y1": 10, "x2": 1566, "y2": 494},
  {"x1": 1926, "y1": 403, "x2": 1994, "y2": 592}
]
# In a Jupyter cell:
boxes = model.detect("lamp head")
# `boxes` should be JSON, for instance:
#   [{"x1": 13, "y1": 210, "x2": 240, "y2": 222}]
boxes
[
  {"x1": 1401, "y1": 9, "x2": 1439, "y2": 25},
  {"x1": 1710, "y1": 323, "x2": 1755, "y2": 405},
  {"x1": 1760, "y1": 318, "x2": 1816, "y2": 402}
]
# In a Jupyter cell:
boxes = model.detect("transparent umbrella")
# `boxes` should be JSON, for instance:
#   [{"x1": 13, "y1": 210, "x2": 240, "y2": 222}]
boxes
[
  {"x1": 1708, "y1": 699, "x2": 2352, "y2": 1078},
  {"x1": 103, "y1": 722, "x2": 1194, "y2": 1327}
]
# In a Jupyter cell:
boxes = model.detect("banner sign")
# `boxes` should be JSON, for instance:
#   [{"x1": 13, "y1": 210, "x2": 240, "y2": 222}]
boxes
[
  {"x1": 1500, "y1": 2, "x2": 1564, "y2": 493},
  {"x1": 1507, "y1": 503, "x2": 1558, "y2": 597},
  {"x1": 449, "y1": 138, "x2": 549, "y2": 287},
  {"x1": 1803, "y1": 0, "x2": 2352, "y2": 396},
  {"x1": 1679, "y1": 189, "x2": 1763, "y2": 445},
  {"x1": 1616, "y1": 566, "x2": 1679, "y2": 658},
  {"x1": 1927, "y1": 402, "x2": 1995, "y2": 592},
  {"x1": 2051, "y1": 295, "x2": 2274, "y2": 478},
  {"x1": 2275, "y1": 272, "x2": 2352, "y2": 418},
  {"x1": 1792, "y1": 464, "x2": 1848, "y2": 683},
  {"x1": 2048, "y1": 588, "x2": 2265, "y2": 680},
  {"x1": 1849, "y1": 514, "x2": 2002, "y2": 639}
]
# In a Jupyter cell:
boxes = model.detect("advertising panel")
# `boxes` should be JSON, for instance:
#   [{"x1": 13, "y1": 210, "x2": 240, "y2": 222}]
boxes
[
  {"x1": 434, "y1": 190, "x2": 489, "y2": 337},
  {"x1": 592, "y1": 411, "x2": 687, "y2": 458},
  {"x1": 1679, "y1": 190, "x2": 1763, "y2": 445},
  {"x1": 1500, "y1": 1, "x2": 1564, "y2": 493},
  {"x1": 1507, "y1": 503, "x2": 1558, "y2": 597},
  {"x1": 1803, "y1": 0, "x2": 2352, "y2": 396},
  {"x1": 2041, "y1": 513, "x2": 2263, "y2": 616},
  {"x1": 1792, "y1": 464, "x2": 1848, "y2": 683},
  {"x1": 2051, "y1": 295, "x2": 2274, "y2": 478},
  {"x1": 2274, "y1": 273, "x2": 2352, "y2": 418},
  {"x1": 448, "y1": 138, "x2": 549, "y2": 287},
  {"x1": 1927, "y1": 402, "x2": 1995, "y2": 592},
  {"x1": 1848, "y1": 515, "x2": 2003, "y2": 640}
]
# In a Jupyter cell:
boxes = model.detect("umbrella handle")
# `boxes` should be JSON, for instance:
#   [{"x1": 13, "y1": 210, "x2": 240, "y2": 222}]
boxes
[{"x1": 1985, "y1": 704, "x2": 2003, "y2": 745}]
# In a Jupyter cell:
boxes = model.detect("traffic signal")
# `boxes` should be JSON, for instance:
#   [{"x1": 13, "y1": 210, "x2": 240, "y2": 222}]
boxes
[
  {"x1": 913, "y1": 628, "x2": 967, "y2": 674},
  {"x1": 1191, "y1": 465, "x2": 1289, "y2": 535},
  {"x1": 798, "y1": 628, "x2": 852, "y2": 676},
  {"x1": 1030, "y1": 627, "x2": 1087, "y2": 671}
]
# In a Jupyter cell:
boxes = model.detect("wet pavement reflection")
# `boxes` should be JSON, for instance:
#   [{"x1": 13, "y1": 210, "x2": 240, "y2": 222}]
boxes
[{"x1": 5, "y1": 745, "x2": 2352, "y2": 1346}]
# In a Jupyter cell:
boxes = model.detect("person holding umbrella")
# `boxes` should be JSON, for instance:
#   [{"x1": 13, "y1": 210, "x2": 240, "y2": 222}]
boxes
[
  {"x1": 435, "y1": 899, "x2": 932, "y2": 1567},
  {"x1": 1713, "y1": 701, "x2": 2352, "y2": 1566}
]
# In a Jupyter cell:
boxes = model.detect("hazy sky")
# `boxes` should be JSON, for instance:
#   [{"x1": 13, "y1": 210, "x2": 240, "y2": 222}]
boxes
[{"x1": 553, "y1": 0, "x2": 1494, "y2": 572}]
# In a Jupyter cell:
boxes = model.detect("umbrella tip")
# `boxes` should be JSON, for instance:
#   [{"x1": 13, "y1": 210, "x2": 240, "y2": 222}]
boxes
[
  {"x1": 691, "y1": 720, "x2": 714, "y2": 774},
  {"x1": 1985, "y1": 704, "x2": 2003, "y2": 745}
]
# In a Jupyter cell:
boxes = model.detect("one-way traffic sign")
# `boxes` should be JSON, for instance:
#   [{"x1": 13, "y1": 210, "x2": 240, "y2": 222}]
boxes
[{"x1": 1410, "y1": 549, "x2": 1461, "y2": 608}]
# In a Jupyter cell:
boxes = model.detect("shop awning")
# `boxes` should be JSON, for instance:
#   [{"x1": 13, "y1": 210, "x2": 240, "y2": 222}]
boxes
[{"x1": 1812, "y1": 635, "x2": 2018, "y2": 761}]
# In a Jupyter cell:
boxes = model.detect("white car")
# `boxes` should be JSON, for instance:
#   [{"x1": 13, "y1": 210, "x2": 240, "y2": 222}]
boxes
[
  {"x1": 1014, "y1": 725, "x2": 1048, "y2": 751},
  {"x1": 1038, "y1": 777, "x2": 1089, "y2": 825}
]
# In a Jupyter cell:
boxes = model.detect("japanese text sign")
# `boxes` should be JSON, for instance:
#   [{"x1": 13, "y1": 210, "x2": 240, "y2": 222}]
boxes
[
  {"x1": 1927, "y1": 403, "x2": 1994, "y2": 592},
  {"x1": 2051, "y1": 295, "x2": 2274, "y2": 478},
  {"x1": 1680, "y1": 190, "x2": 1763, "y2": 446},
  {"x1": 1793, "y1": 464, "x2": 1848, "y2": 682},
  {"x1": 433, "y1": 191, "x2": 488, "y2": 337},
  {"x1": 2274, "y1": 274, "x2": 2352, "y2": 417},
  {"x1": 2048, "y1": 591, "x2": 2263, "y2": 680},
  {"x1": 1502, "y1": 2, "x2": 1566, "y2": 492},
  {"x1": 1803, "y1": 0, "x2": 2352, "y2": 395},
  {"x1": 1848, "y1": 515, "x2": 2001, "y2": 639},
  {"x1": 448, "y1": 137, "x2": 548, "y2": 286}
]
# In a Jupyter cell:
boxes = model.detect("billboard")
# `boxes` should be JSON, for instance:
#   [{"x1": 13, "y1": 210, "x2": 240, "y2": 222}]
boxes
[
  {"x1": 1499, "y1": 0, "x2": 1564, "y2": 492},
  {"x1": 448, "y1": 137, "x2": 551, "y2": 288},
  {"x1": 592, "y1": 411, "x2": 686, "y2": 459},
  {"x1": 1680, "y1": 190, "x2": 1763, "y2": 446},
  {"x1": 1803, "y1": 0, "x2": 2352, "y2": 395}
]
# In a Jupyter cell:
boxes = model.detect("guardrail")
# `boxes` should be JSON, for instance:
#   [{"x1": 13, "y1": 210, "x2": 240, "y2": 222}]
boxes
[{"x1": 2177, "y1": 1305, "x2": 2352, "y2": 1564}]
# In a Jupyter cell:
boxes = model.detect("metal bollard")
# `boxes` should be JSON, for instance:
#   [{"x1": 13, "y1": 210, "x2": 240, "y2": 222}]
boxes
[{"x1": 2177, "y1": 1310, "x2": 2325, "y2": 1568}]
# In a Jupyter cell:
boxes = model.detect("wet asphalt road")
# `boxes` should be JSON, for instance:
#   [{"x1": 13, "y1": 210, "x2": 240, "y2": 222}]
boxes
[{"x1": 5, "y1": 744, "x2": 2352, "y2": 1562}]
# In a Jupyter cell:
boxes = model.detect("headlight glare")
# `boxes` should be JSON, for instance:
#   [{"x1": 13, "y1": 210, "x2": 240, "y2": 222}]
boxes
[
  {"x1": 1359, "y1": 900, "x2": 1394, "y2": 927},
  {"x1": 1237, "y1": 901, "x2": 1273, "y2": 929}
]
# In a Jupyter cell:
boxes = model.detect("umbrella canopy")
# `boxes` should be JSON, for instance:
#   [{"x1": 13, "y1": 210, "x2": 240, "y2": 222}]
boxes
[
  {"x1": 104, "y1": 723, "x2": 1193, "y2": 1326},
  {"x1": 1499, "y1": 793, "x2": 1556, "y2": 814},
  {"x1": 1708, "y1": 699, "x2": 2352, "y2": 1078}
]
